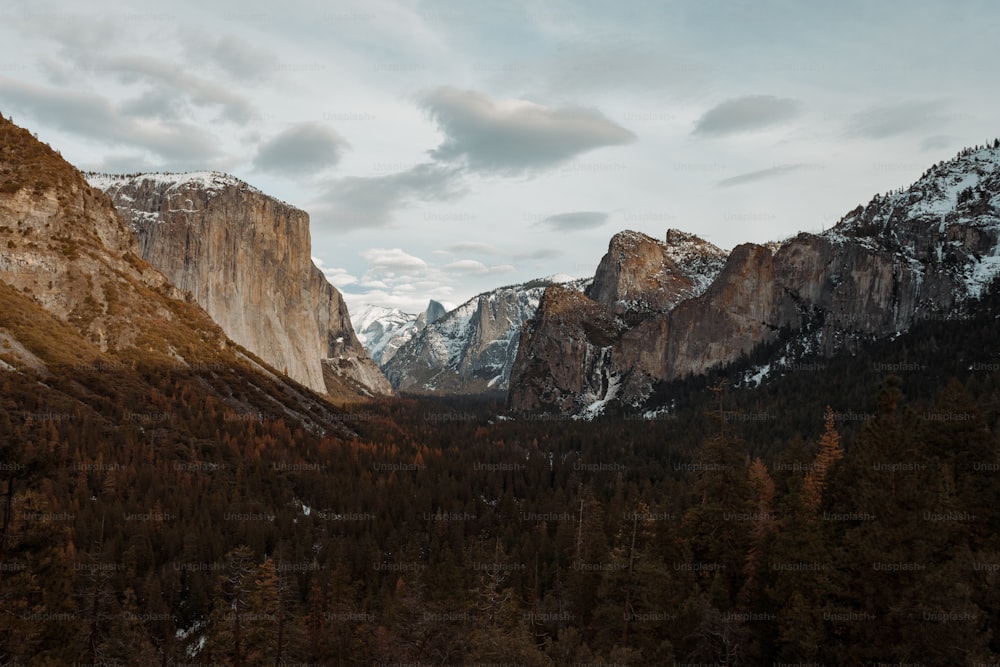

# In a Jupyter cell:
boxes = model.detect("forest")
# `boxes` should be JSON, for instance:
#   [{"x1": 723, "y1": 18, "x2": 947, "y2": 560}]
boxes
[{"x1": 3, "y1": 282, "x2": 1000, "y2": 665}]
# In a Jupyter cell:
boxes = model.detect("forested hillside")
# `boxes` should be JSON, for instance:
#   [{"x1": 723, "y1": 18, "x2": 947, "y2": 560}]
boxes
[{"x1": 3, "y1": 276, "x2": 999, "y2": 664}]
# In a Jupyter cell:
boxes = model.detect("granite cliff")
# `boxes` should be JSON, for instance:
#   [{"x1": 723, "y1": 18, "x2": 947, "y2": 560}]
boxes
[
  {"x1": 509, "y1": 142, "x2": 1000, "y2": 415},
  {"x1": 87, "y1": 172, "x2": 391, "y2": 397}
]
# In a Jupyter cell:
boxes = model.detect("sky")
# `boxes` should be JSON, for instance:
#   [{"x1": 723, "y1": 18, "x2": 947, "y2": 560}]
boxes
[{"x1": 1, "y1": 0, "x2": 998, "y2": 315}]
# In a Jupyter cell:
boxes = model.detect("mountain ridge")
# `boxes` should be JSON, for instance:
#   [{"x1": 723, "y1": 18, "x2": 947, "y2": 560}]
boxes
[{"x1": 509, "y1": 140, "x2": 1000, "y2": 416}]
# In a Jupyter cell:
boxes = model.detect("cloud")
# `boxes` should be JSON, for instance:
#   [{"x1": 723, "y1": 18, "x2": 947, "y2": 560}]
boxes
[
  {"x1": 717, "y1": 164, "x2": 814, "y2": 188},
  {"x1": 419, "y1": 87, "x2": 635, "y2": 173},
  {"x1": 693, "y1": 95, "x2": 801, "y2": 136},
  {"x1": 207, "y1": 35, "x2": 278, "y2": 80},
  {"x1": 312, "y1": 256, "x2": 358, "y2": 287},
  {"x1": 0, "y1": 77, "x2": 220, "y2": 163},
  {"x1": 312, "y1": 163, "x2": 465, "y2": 229},
  {"x1": 847, "y1": 101, "x2": 949, "y2": 139},
  {"x1": 446, "y1": 241, "x2": 502, "y2": 255},
  {"x1": 361, "y1": 248, "x2": 428, "y2": 273},
  {"x1": 444, "y1": 260, "x2": 516, "y2": 275},
  {"x1": 920, "y1": 134, "x2": 954, "y2": 151},
  {"x1": 442, "y1": 242, "x2": 560, "y2": 261},
  {"x1": 253, "y1": 123, "x2": 348, "y2": 176},
  {"x1": 535, "y1": 211, "x2": 609, "y2": 230}
]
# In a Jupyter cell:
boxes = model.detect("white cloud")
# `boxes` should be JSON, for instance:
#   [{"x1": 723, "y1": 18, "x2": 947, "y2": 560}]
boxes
[{"x1": 361, "y1": 247, "x2": 428, "y2": 272}]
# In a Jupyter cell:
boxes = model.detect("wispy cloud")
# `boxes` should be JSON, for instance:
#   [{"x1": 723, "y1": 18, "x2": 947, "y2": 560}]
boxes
[
  {"x1": 717, "y1": 164, "x2": 815, "y2": 188},
  {"x1": 693, "y1": 95, "x2": 801, "y2": 136},
  {"x1": 0, "y1": 77, "x2": 220, "y2": 164},
  {"x1": 847, "y1": 100, "x2": 949, "y2": 139},
  {"x1": 535, "y1": 211, "x2": 609, "y2": 230}
]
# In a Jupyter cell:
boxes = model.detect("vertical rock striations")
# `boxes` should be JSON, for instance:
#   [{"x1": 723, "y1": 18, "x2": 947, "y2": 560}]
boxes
[{"x1": 88, "y1": 172, "x2": 391, "y2": 397}]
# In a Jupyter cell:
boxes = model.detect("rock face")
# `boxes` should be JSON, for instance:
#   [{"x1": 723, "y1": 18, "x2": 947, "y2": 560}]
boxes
[
  {"x1": 0, "y1": 118, "x2": 183, "y2": 353},
  {"x1": 383, "y1": 279, "x2": 588, "y2": 393},
  {"x1": 586, "y1": 229, "x2": 727, "y2": 319},
  {"x1": 509, "y1": 142, "x2": 1000, "y2": 415},
  {"x1": 87, "y1": 172, "x2": 391, "y2": 397}
]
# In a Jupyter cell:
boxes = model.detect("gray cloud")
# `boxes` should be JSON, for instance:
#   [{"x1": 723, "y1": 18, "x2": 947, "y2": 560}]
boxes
[
  {"x1": 920, "y1": 134, "x2": 954, "y2": 151},
  {"x1": 717, "y1": 164, "x2": 813, "y2": 188},
  {"x1": 253, "y1": 123, "x2": 348, "y2": 176},
  {"x1": 442, "y1": 242, "x2": 560, "y2": 261},
  {"x1": 0, "y1": 77, "x2": 219, "y2": 163},
  {"x1": 207, "y1": 35, "x2": 277, "y2": 80},
  {"x1": 847, "y1": 101, "x2": 948, "y2": 139},
  {"x1": 535, "y1": 211, "x2": 609, "y2": 231},
  {"x1": 491, "y1": 40, "x2": 707, "y2": 100},
  {"x1": 312, "y1": 163, "x2": 465, "y2": 230},
  {"x1": 693, "y1": 95, "x2": 801, "y2": 136},
  {"x1": 420, "y1": 87, "x2": 635, "y2": 173},
  {"x1": 100, "y1": 55, "x2": 257, "y2": 124}
]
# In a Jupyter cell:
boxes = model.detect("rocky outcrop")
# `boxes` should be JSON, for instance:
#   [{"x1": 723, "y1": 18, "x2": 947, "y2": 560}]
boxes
[
  {"x1": 586, "y1": 229, "x2": 726, "y2": 319},
  {"x1": 87, "y1": 172, "x2": 391, "y2": 397},
  {"x1": 509, "y1": 143, "x2": 1000, "y2": 414},
  {"x1": 0, "y1": 117, "x2": 184, "y2": 353},
  {"x1": 507, "y1": 285, "x2": 625, "y2": 413}
]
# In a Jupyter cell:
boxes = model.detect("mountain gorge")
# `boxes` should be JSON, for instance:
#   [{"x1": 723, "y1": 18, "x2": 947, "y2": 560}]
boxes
[
  {"x1": 510, "y1": 142, "x2": 1000, "y2": 415},
  {"x1": 87, "y1": 171, "x2": 391, "y2": 398}
]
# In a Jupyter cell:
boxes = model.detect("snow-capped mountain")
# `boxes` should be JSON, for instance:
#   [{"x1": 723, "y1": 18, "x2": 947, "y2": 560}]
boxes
[
  {"x1": 510, "y1": 140, "x2": 1000, "y2": 416},
  {"x1": 352, "y1": 300, "x2": 446, "y2": 367},
  {"x1": 381, "y1": 277, "x2": 588, "y2": 394}
]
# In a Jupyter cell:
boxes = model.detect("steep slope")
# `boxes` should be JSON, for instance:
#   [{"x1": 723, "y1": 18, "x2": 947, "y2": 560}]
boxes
[
  {"x1": 0, "y1": 113, "x2": 361, "y2": 413},
  {"x1": 86, "y1": 171, "x2": 391, "y2": 397},
  {"x1": 382, "y1": 279, "x2": 588, "y2": 393},
  {"x1": 0, "y1": 119, "x2": 188, "y2": 353},
  {"x1": 509, "y1": 141, "x2": 1000, "y2": 414}
]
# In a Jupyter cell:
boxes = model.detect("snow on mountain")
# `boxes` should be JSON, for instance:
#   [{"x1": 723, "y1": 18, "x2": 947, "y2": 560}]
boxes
[
  {"x1": 381, "y1": 277, "x2": 580, "y2": 393},
  {"x1": 828, "y1": 141, "x2": 1000, "y2": 303},
  {"x1": 352, "y1": 304, "x2": 427, "y2": 367}
]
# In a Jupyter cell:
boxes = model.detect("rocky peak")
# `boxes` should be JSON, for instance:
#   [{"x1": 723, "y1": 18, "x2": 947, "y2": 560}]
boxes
[
  {"x1": 585, "y1": 228, "x2": 727, "y2": 320},
  {"x1": 510, "y1": 141, "x2": 1000, "y2": 416},
  {"x1": 89, "y1": 171, "x2": 391, "y2": 397},
  {"x1": 425, "y1": 299, "x2": 447, "y2": 324},
  {"x1": 382, "y1": 281, "x2": 555, "y2": 393}
]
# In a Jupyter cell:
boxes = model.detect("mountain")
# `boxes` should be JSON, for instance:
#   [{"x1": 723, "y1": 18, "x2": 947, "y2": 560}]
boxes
[
  {"x1": 585, "y1": 228, "x2": 727, "y2": 320},
  {"x1": 86, "y1": 171, "x2": 391, "y2": 397},
  {"x1": 0, "y1": 113, "x2": 358, "y2": 416},
  {"x1": 382, "y1": 278, "x2": 589, "y2": 393},
  {"x1": 509, "y1": 141, "x2": 1000, "y2": 415},
  {"x1": 352, "y1": 300, "x2": 446, "y2": 367}
]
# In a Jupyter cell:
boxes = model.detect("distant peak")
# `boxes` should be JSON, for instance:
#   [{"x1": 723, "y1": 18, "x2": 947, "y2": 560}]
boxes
[{"x1": 425, "y1": 300, "x2": 447, "y2": 324}]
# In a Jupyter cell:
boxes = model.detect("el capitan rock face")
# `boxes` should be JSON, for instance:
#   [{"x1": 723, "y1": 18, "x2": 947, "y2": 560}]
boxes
[
  {"x1": 509, "y1": 143, "x2": 1000, "y2": 415},
  {"x1": 88, "y1": 172, "x2": 391, "y2": 397}
]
